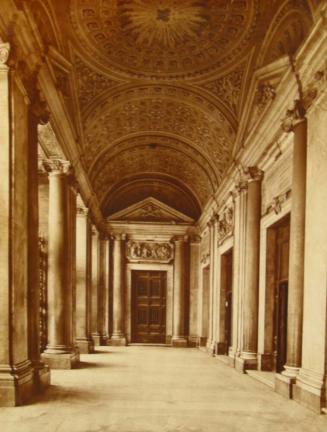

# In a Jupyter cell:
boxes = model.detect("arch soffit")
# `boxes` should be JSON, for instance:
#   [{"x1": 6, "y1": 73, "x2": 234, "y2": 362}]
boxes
[
  {"x1": 88, "y1": 132, "x2": 220, "y2": 185},
  {"x1": 92, "y1": 145, "x2": 216, "y2": 208},
  {"x1": 257, "y1": 0, "x2": 313, "y2": 67}
]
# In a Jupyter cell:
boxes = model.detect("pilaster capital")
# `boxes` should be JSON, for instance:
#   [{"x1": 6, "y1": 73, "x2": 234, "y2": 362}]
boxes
[
  {"x1": 99, "y1": 232, "x2": 109, "y2": 241},
  {"x1": 43, "y1": 158, "x2": 71, "y2": 176},
  {"x1": 0, "y1": 42, "x2": 10, "y2": 67},
  {"x1": 76, "y1": 204, "x2": 89, "y2": 217},
  {"x1": 190, "y1": 234, "x2": 201, "y2": 244},
  {"x1": 281, "y1": 99, "x2": 306, "y2": 132},
  {"x1": 112, "y1": 233, "x2": 127, "y2": 241},
  {"x1": 243, "y1": 166, "x2": 264, "y2": 183},
  {"x1": 232, "y1": 180, "x2": 248, "y2": 197},
  {"x1": 172, "y1": 235, "x2": 189, "y2": 243}
]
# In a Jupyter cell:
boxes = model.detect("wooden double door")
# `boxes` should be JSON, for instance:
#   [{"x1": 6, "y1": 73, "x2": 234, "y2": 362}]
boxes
[{"x1": 131, "y1": 271, "x2": 166, "y2": 343}]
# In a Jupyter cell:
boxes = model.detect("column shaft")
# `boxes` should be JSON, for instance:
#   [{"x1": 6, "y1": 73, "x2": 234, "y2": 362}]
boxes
[
  {"x1": 110, "y1": 235, "x2": 126, "y2": 345},
  {"x1": 285, "y1": 119, "x2": 307, "y2": 373},
  {"x1": 42, "y1": 161, "x2": 79, "y2": 369},
  {"x1": 0, "y1": 44, "x2": 34, "y2": 405},
  {"x1": 90, "y1": 227, "x2": 101, "y2": 345},
  {"x1": 172, "y1": 237, "x2": 188, "y2": 347},
  {"x1": 75, "y1": 205, "x2": 94, "y2": 353}
]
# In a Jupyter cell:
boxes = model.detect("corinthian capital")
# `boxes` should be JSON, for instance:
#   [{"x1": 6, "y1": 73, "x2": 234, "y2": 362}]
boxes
[
  {"x1": 43, "y1": 158, "x2": 71, "y2": 175},
  {"x1": 243, "y1": 166, "x2": 264, "y2": 183},
  {"x1": 281, "y1": 99, "x2": 306, "y2": 132},
  {"x1": 0, "y1": 42, "x2": 10, "y2": 66}
]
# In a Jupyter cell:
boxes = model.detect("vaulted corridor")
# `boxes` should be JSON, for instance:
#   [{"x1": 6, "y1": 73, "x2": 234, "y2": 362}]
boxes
[{"x1": 0, "y1": 347, "x2": 326, "y2": 432}]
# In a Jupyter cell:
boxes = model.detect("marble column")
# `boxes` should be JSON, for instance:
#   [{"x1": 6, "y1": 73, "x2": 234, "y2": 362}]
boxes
[
  {"x1": 237, "y1": 168, "x2": 263, "y2": 371},
  {"x1": 0, "y1": 42, "x2": 35, "y2": 405},
  {"x1": 42, "y1": 159, "x2": 79, "y2": 369},
  {"x1": 75, "y1": 201, "x2": 94, "y2": 354},
  {"x1": 98, "y1": 233, "x2": 109, "y2": 345},
  {"x1": 103, "y1": 237, "x2": 111, "y2": 342},
  {"x1": 172, "y1": 236, "x2": 188, "y2": 347},
  {"x1": 188, "y1": 236, "x2": 200, "y2": 347},
  {"x1": 228, "y1": 181, "x2": 247, "y2": 368},
  {"x1": 276, "y1": 100, "x2": 307, "y2": 397},
  {"x1": 208, "y1": 214, "x2": 219, "y2": 354},
  {"x1": 90, "y1": 226, "x2": 101, "y2": 346},
  {"x1": 110, "y1": 234, "x2": 127, "y2": 346},
  {"x1": 27, "y1": 101, "x2": 50, "y2": 390}
]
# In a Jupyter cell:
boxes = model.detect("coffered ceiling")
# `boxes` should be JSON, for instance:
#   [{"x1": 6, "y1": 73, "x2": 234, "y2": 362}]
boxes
[{"x1": 30, "y1": 0, "x2": 316, "y2": 221}]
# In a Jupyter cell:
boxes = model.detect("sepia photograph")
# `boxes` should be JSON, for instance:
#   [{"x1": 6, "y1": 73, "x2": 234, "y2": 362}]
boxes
[{"x1": 0, "y1": 0, "x2": 326, "y2": 431}]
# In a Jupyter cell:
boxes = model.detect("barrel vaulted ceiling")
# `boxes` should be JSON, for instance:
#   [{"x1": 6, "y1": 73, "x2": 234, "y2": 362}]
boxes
[{"x1": 31, "y1": 0, "x2": 315, "y2": 220}]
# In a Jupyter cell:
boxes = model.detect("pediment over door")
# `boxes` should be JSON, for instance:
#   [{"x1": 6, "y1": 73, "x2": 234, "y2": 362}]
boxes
[{"x1": 107, "y1": 197, "x2": 194, "y2": 224}]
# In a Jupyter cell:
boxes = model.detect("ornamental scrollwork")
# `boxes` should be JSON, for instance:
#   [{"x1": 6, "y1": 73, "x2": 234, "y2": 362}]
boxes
[{"x1": 126, "y1": 240, "x2": 174, "y2": 263}]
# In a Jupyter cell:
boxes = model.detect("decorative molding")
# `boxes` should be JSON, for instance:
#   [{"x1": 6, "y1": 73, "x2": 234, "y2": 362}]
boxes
[
  {"x1": 243, "y1": 166, "x2": 264, "y2": 182},
  {"x1": 43, "y1": 158, "x2": 71, "y2": 174},
  {"x1": 0, "y1": 42, "x2": 10, "y2": 65},
  {"x1": 255, "y1": 82, "x2": 276, "y2": 115},
  {"x1": 126, "y1": 240, "x2": 174, "y2": 263},
  {"x1": 217, "y1": 206, "x2": 234, "y2": 246},
  {"x1": 76, "y1": 205, "x2": 89, "y2": 216},
  {"x1": 281, "y1": 99, "x2": 306, "y2": 132},
  {"x1": 107, "y1": 197, "x2": 194, "y2": 224},
  {"x1": 265, "y1": 190, "x2": 291, "y2": 216},
  {"x1": 200, "y1": 252, "x2": 210, "y2": 265}
]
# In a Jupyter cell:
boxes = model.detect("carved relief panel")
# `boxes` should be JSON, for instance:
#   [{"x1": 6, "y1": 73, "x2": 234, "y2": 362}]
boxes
[{"x1": 126, "y1": 241, "x2": 174, "y2": 263}]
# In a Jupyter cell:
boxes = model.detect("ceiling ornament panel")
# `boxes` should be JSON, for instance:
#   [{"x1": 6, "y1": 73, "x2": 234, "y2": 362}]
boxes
[
  {"x1": 92, "y1": 143, "x2": 216, "y2": 208},
  {"x1": 73, "y1": 53, "x2": 124, "y2": 108},
  {"x1": 70, "y1": 0, "x2": 259, "y2": 80},
  {"x1": 199, "y1": 62, "x2": 246, "y2": 116},
  {"x1": 89, "y1": 134, "x2": 219, "y2": 188},
  {"x1": 83, "y1": 87, "x2": 235, "y2": 173}
]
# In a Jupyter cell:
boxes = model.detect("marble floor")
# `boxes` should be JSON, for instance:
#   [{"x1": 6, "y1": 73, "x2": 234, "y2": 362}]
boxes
[{"x1": 0, "y1": 346, "x2": 326, "y2": 432}]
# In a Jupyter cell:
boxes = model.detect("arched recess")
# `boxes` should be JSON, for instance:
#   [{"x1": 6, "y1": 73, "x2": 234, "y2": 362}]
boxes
[
  {"x1": 102, "y1": 173, "x2": 201, "y2": 220},
  {"x1": 258, "y1": 0, "x2": 313, "y2": 67},
  {"x1": 91, "y1": 141, "x2": 217, "y2": 210},
  {"x1": 82, "y1": 84, "x2": 236, "y2": 176}
]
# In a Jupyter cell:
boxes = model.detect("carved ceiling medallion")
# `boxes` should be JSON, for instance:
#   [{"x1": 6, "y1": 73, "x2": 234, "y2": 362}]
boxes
[{"x1": 70, "y1": 0, "x2": 258, "y2": 79}]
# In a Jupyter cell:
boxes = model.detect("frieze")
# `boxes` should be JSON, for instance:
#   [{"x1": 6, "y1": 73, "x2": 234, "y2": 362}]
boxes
[{"x1": 126, "y1": 241, "x2": 174, "y2": 263}]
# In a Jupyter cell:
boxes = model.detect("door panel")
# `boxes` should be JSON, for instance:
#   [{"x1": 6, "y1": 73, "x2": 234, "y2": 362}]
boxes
[{"x1": 132, "y1": 271, "x2": 166, "y2": 343}]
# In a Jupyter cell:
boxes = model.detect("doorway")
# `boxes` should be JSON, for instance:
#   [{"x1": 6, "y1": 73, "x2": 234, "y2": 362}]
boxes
[
  {"x1": 201, "y1": 266, "x2": 210, "y2": 346},
  {"x1": 266, "y1": 215, "x2": 290, "y2": 372},
  {"x1": 131, "y1": 270, "x2": 166, "y2": 343},
  {"x1": 273, "y1": 218, "x2": 290, "y2": 372},
  {"x1": 221, "y1": 249, "x2": 233, "y2": 355}
]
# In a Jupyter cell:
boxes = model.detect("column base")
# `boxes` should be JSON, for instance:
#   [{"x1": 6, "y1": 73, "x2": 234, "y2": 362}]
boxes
[
  {"x1": 100, "y1": 335, "x2": 108, "y2": 346},
  {"x1": 109, "y1": 335, "x2": 127, "y2": 346},
  {"x1": 188, "y1": 336, "x2": 198, "y2": 347},
  {"x1": 92, "y1": 333, "x2": 102, "y2": 347},
  {"x1": 171, "y1": 337, "x2": 188, "y2": 348},
  {"x1": 42, "y1": 348, "x2": 80, "y2": 369},
  {"x1": 235, "y1": 352, "x2": 258, "y2": 373},
  {"x1": 215, "y1": 342, "x2": 228, "y2": 355},
  {"x1": 0, "y1": 360, "x2": 34, "y2": 407},
  {"x1": 76, "y1": 338, "x2": 95, "y2": 354},
  {"x1": 228, "y1": 350, "x2": 236, "y2": 368},
  {"x1": 274, "y1": 372, "x2": 296, "y2": 399},
  {"x1": 293, "y1": 368, "x2": 325, "y2": 413},
  {"x1": 258, "y1": 353, "x2": 274, "y2": 371},
  {"x1": 206, "y1": 340, "x2": 215, "y2": 355},
  {"x1": 32, "y1": 362, "x2": 50, "y2": 391},
  {"x1": 198, "y1": 337, "x2": 207, "y2": 347}
]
